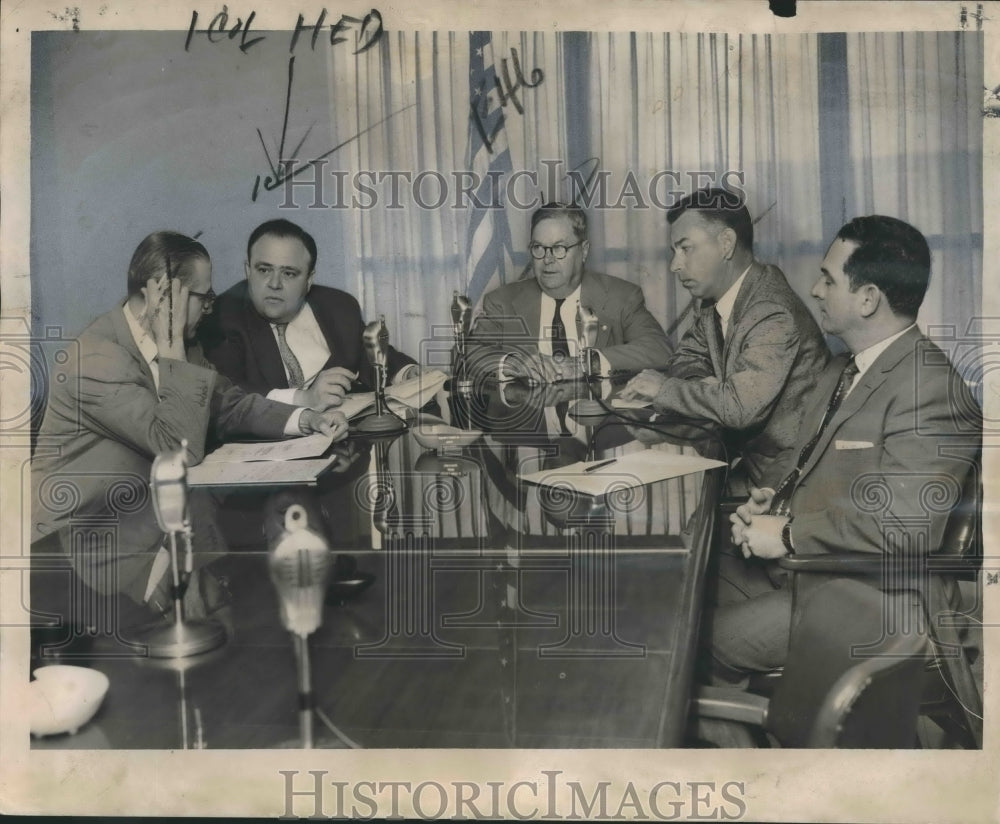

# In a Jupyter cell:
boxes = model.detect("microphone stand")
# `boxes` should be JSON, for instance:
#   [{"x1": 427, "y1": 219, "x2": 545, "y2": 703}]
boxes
[
  {"x1": 356, "y1": 314, "x2": 407, "y2": 435},
  {"x1": 138, "y1": 440, "x2": 226, "y2": 659},
  {"x1": 451, "y1": 291, "x2": 473, "y2": 395},
  {"x1": 572, "y1": 305, "x2": 606, "y2": 417},
  {"x1": 268, "y1": 503, "x2": 333, "y2": 749}
]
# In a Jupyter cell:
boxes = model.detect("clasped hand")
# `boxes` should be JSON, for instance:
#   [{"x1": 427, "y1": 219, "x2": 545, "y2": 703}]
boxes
[
  {"x1": 729, "y1": 487, "x2": 787, "y2": 559},
  {"x1": 295, "y1": 367, "x2": 357, "y2": 411}
]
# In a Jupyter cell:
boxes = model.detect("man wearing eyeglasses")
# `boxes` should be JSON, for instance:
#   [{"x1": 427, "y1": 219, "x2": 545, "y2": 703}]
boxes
[
  {"x1": 466, "y1": 202, "x2": 673, "y2": 383},
  {"x1": 199, "y1": 219, "x2": 419, "y2": 413},
  {"x1": 31, "y1": 231, "x2": 346, "y2": 616}
]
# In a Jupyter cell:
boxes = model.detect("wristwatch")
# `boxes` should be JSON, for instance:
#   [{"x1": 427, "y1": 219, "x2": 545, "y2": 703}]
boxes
[{"x1": 781, "y1": 518, "x2": 795, "y2": 555}]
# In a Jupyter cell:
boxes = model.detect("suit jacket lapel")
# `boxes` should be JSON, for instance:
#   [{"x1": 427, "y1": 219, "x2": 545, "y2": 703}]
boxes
[
  {"x1": 721, "y1": 262, "x2": 763, "y2": 365},
  {"x1": 800, "y1": 328, "x2": 920, "y2": 478},
  {"x1": 514, "y1": 280, "x2": 542, "y2": 346}
]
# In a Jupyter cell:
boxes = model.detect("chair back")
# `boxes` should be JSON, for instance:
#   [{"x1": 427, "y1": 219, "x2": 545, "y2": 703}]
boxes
[
  {"x1": 768, "y1": 579, "x2": 928, "y2": 748},
  {"x1": 931, "y1": 459, "x2": 981, "y2": 578}
]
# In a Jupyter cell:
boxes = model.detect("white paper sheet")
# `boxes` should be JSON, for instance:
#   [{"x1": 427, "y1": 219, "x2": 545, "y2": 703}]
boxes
[
  {"x1": 518, "y1": 450, "x2": 725, "y2": 496},
  {"x1": 187, "y1": 457, "x2": 339, "y2": 487},
  {"x1": 200, "y1": 431, "x2": 335, "y2": 463}
]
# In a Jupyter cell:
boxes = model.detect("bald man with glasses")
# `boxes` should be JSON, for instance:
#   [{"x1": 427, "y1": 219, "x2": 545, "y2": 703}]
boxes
[{"x1": 466, "y1": 202, "x2": 673, "y2": 383}]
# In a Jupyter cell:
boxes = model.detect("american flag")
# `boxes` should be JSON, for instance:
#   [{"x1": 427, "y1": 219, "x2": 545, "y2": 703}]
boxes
[{"x1": 465, "y1": 31, "x2": 516, "y2": 307}]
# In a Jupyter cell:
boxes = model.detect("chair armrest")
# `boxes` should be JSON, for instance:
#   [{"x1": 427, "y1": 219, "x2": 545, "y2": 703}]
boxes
[
  {"x1": 690, "y1": 686, "x2": 768, "y2": 727},
  {"x1": 779, "y1": 552, "x2": 884, "y2": 575}
]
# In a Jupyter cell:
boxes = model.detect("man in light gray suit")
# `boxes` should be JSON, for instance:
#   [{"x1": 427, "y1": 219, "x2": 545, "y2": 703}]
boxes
[
  {"x1": 621, "y1": 188, "x2": 829, "y2": 492},
  {"x1": 466, "y1": 203, "x2": 673, "y2": 384}
]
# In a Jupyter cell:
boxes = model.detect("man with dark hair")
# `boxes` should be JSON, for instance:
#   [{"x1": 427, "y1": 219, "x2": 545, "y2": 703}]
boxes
[
  {"x1": 714, "y1": 215, "x2": 980, "y2": 679},
  {"x1": 200, "y1": 218, "x2": 418, "y2": 412},
  {"x1": 31, "y1": 231, "x2": 346, "y2": 613},
  {"x1": 620, "y1": 187, "x2": 829, "y2": 491},
  {"x1": 467, "y1": 202, "x2": 673, "y2": 382}
]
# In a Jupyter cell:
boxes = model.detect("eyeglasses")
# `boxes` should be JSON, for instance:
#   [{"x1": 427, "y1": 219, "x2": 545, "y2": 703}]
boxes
[
  {"x1": 529, "y1": 240, "x2": 584, "y2": 260},
  {"x1": 188, "y1": 289, "x2": 217, "y2": 313}
]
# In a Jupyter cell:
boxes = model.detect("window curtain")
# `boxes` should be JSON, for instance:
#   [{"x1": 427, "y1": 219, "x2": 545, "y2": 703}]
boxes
[
  {"x1": 324, "y1": 31, "x2": 979, "y2": 358},
  {"x1": 843, "y1": 32, "x2": 983, "y2": 340}
]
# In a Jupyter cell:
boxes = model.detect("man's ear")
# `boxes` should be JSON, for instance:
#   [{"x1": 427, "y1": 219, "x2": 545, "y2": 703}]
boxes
[
  {"x1": 244, "y1": 259, "x2": 251, "y2": 280},
  {"x1": 306, "y1": 271, "x2": 316, "y2": 291},
  {"x1": 581, "y1": 240, "x2": 590, "y2": 263},
  {"x1": 719, "y1": 227, "x2": 738, "y2": 260},
  {"x1": 858, "y1": 283, "x2": 882, "y2": 318}
]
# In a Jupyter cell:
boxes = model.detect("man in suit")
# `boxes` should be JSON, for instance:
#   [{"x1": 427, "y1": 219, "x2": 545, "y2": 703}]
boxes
[
  {"x1": 31, "y1": 231, "x2": 346, "y2": 612},
  {"x1": 465, "y1": 203, "x2": 673, "y2": 383},
  {"x1": 713, "y1": 215, "x2": 980, "y2": 679},
  {"x1": 200, "y1": 219, "x2": 418, "y2": 412},
  {"x1": 619, "y1": 188, "x2": 829, "y2": 491}
]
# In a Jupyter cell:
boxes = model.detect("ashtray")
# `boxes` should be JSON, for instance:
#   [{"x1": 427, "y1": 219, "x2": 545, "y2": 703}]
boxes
[{"x1": 29, "y1": 665, "x2": 110, "y2": 737}]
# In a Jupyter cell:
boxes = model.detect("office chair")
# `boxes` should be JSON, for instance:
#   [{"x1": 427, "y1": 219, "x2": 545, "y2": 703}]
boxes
[
  {"x1": 777, "y1": 463, "x2": 983, "y2": 748},
  {"x1": 691, "y1": 578, "x2": 929, "y2": 748}
]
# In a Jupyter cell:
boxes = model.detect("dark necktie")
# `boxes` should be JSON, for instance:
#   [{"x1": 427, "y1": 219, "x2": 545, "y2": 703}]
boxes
[
  {"x1": 712, "y1": 306, "x2": 725, "y2": 348},
  {"x1": 550, "y1": 299, "x2": 571, "y2": 432},
  {"x1": 551, "y1": 298, "x2": 569, "y2": 360},
  {"x1": 769, "y1": 357, "x2": 860, "y2": 517},
  {"x1": 275, "y1": 323, "x2": 306, "y2": 389}
]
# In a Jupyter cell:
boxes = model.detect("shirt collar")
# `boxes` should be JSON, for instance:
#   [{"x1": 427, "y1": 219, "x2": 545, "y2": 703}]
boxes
[
  {"x1": 268, "y1": 300, "x2": 316, "y2": 331},
  {"x1": 852, "y1": 323, "x2": 916, "y2": 379},
  {"x1": 713, "y1": 263, "x2": 752, "y2": 330},
  {"x1": 122, "y1": 302, "x2": 159, "y2": 369}
]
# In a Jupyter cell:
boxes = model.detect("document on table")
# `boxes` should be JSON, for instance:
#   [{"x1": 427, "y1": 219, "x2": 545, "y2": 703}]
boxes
[
  {"x1": 518, "y1": 450, "x2": 726, "y2": 496},
  {"x1": 187, "y1": 457, "x2": 339, "y2": 487},
  {"x1": 341, "y1": 369, "x2": 450, "y2": 421},
  {"x1": 610, "y1": 398, "x2": 653, "y2": 409},
  {"x1": 201, "y1": 432, "x2": 335, "y2": 463}
]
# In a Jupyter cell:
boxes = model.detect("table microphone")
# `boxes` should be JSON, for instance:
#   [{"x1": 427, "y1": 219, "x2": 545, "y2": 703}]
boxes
[
  {"x1": 268, "y1": 504, "x2": 332, "y2": 638},
  {"x1": 451, "y1": 292, "x2": 473, "y2": 394},
  {"x1": 573, "y1": 305, "x2": 605, "y2": 416},
  {"x1": 357, "y1": 314, "x2": 406, "y2": 434},
  {"x1": 268, "y1": 503, "x2": 332, "y2": 749}
]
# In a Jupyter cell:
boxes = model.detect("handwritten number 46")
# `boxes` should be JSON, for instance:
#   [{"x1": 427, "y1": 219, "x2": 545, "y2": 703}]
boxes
[{"x1": 185, "y1": 6, "x2": 384, "y2": 55}]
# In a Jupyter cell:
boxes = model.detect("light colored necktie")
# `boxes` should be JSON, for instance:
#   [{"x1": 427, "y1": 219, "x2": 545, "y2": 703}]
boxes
[{"x1": 275, "y1": 323, "x2": 305, "y2": 389}]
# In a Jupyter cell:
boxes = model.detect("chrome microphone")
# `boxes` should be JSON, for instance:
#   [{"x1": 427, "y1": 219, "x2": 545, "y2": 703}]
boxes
[
  {"x1": 268, "y1": 504, "x2": 333, "y2": 637},
  {"x1": 576, "y1": 304, "x2": 600, "y2": 375},
  {"x1": 362, "y1": 314, "x2": 390, "y2": 371},
  {"x1": 140, "y1": 439, "x2": 226, "y2": 659},
  {"x1": 451, "y1": 292, "x2": 473, "y2": 393},
  {"x1": 573, "y1": 305, "x2": 606, "y2": 417},
  {"x1": 358, "y1": 315, "x2": 406, "y2": 434}
]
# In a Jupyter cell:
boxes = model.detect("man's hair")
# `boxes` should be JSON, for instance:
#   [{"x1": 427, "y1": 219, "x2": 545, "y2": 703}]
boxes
[
  {"x1": 835, "y1": 215, "x2": 930, "y2": 319},
  {"x1": 530, "y1": 202, "x2": 588, "y2": 241},
  {"x1": 666, "y1": 187, "x2": 753, "y2": 251},
  {"x1": 126, "y1": 231, "x2": 210, "y2": 297},
  {"x1": 247, "y1": 219, "x2": 318, "y2": 272}
]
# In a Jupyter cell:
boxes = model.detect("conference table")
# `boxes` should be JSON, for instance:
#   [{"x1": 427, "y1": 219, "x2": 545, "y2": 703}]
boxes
[{"x1": 31, "y1": 378, "x2": 727, "y2": 749}]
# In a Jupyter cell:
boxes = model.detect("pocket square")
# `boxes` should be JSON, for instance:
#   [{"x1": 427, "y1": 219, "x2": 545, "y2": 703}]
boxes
[{"x1": 835, "y1": 440, "x2": 875, "y2": 450}]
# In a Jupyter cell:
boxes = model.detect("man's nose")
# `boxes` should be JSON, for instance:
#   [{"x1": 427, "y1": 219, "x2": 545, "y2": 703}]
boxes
[
  {"x1": 670, "y1": 255, "x2": 683, "y2": 275},
  {"x1": 810, "y1": 278, "x2": 823, "y2": 299},
  {"x1": 542, "y1": 247, "x2": 557, "y2": 262},
  {"x1": 267, "y1": 272, "x2": 282, "y2": 289}
]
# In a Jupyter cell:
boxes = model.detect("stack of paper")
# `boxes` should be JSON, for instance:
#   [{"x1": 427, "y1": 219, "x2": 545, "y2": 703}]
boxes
[
  {"x1": 338, "y1": 369, "x2": 449, "y2": 421},
  {"x1": 518, "y1": 450, "x2": 725, "y2": 496}
]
